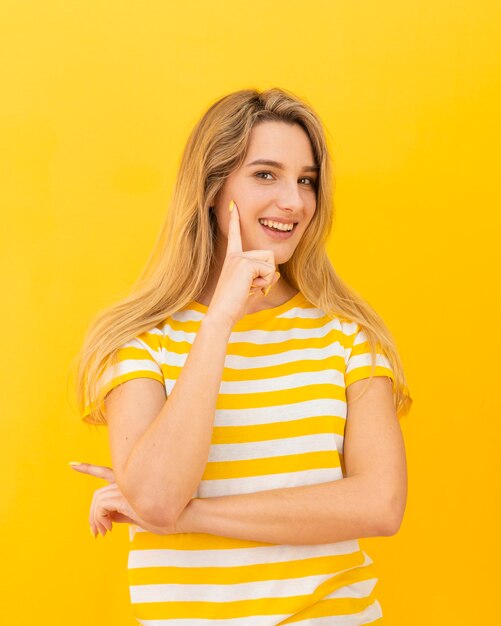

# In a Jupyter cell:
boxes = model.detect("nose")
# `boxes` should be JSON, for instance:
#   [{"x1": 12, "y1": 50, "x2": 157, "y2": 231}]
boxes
[{"x1": 274, "y1": 179, "x2": 306, "y2": 212}]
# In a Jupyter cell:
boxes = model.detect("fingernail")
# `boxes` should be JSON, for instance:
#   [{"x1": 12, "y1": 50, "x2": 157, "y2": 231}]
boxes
[
  {"x1": 275, "y1": 271, "x2": 281, "y2": 280},
  {"x1": 90, "y1": 526, "x2": 96, "y2": 538},
  {"x1": 228, "y1": 200, "x2": 234, "y2": 213},
  {"x1": 69, "y1": 461, "x2": 82, "y2": 466},
  {"x1": 262, "y1": 284, "x2": 272, "y2": 297}
]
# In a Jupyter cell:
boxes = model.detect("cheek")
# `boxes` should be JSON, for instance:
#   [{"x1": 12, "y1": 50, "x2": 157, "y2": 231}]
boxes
[
  {"x1": 300, "y1": 210, "x2": 316, "y2": 235},
  {"x1": 300, "y1": 198, "x2": 314, "y2": 217},
  {"x1": 235, "y1": 185, "x2": 271, "y2": 210}
]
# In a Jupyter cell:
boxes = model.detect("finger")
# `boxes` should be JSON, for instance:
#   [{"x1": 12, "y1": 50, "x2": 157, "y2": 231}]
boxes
[
  {"x1": 243, "y1": 252, "x2": 276, "y2": 287},
  {"x1": 90, "y1": 487, "x2": 102, "y2": 537},
  {"x1": 252, "y1": 260, "x2": 277, "y2": 286},
  {"x1": 241, "y1": 249, "x2": 276, "y2": 266},
  {"x1": 92, "y1": 490, "x2": 120, "y2": 537},
  {"x1": 95, "y1": 491, "x2": 134, "y2": 536},
  {"x1": 98, "y1": 510, "x2": 113, "y2": 536},
  {"x1": 262, "y1": 270, "x2": 281, "y2": 296},
  {"x1": 249, "y1": 277, "x2": 268, "y2": 289},
  {"x1": 249, "y1": 265, "x2": 278, "y2": 292},
  {"x1": 90, "y1": 492, "x2": 99, "y2": 537},
  {"x1": 94, "y1": 515, "x2": 109, "y2": 537},
  {"x1": 70, "y1": 462, "x2": 115, "y2": 483},
  {"x1": 226, "y1": 200, "x2": 242, "y2": 255},
  {"x1": 92, "y1": 484, "x2": 137, "y2": 536},
  {"x1": 109, "y1": 511, "x2": 135, "y2": 524},
  {"x1": 90, "y1": 483, "x2": 118, "y2": 537},
  {"x1": 244, "y1": 256, "x2": 276, "y2": 283}
]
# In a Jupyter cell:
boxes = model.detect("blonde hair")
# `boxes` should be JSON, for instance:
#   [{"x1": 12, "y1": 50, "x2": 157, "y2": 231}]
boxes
[{"x1": 72, "y1": 87, "x2": 412, "y2": 425}]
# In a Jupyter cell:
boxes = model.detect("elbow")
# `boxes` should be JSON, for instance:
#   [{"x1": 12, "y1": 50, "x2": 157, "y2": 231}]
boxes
[
  {"x1": 140, "y1": 487, "x2": 198, "y2": 529},
  {"x1": 380, "y1": 513, "x2": 401, "y2": 536},
  {"x1": 380, "y1": 494, "x2": 407, "y2": 536},
  {"x1": 118, "y1": 472, "x2": 181, "y2": 530},
  {"x1": 119, "y1": 469, "x2": 194, "y2": 531},
  {"x1": 114, "y1": 486, "x2": 172, "y2": 532},
  {"x1": 133, "y1": 494, "x2": 183, "y2": 530}
]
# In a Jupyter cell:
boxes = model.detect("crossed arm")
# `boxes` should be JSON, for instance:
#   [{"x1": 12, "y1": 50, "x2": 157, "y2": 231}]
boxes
[{"x1": 72, "y1": 376, "x2": 407, "y2": 545}]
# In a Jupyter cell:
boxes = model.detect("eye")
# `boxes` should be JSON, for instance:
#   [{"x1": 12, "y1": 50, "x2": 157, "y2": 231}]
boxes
[
  {"x1": 255, "y1": 171, "x2": 274, "y2": 181},
  {"x1": 255, "y1": 171, "x2": 317, "y2": 187}
]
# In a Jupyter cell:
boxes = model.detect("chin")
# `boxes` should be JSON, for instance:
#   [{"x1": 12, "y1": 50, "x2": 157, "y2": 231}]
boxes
[
  {"x1": 243, "y1": 241, "x2": 293, "y2": 263},
  {"x1": 273, "y1": 251, "x2": 293, "y2": 265}
]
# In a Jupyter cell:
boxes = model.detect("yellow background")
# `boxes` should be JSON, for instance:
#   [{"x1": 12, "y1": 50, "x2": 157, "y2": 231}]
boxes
[{"x1": 2, "y1": 1, "x2": 499, "y2": 624}]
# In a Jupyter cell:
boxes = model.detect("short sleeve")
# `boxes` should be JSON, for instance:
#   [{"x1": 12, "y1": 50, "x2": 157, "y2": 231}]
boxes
[
  {"x1": 345, "y1": 324, "x2": 395, "y2": 388},
  {"x1": 81, "y1": 334, "x2": 164, "y2": 421}
]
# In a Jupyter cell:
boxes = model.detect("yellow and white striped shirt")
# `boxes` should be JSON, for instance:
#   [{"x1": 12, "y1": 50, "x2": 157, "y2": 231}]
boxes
[{"x1": 84, "y1": 291, "x2": 395, "y2": 625}]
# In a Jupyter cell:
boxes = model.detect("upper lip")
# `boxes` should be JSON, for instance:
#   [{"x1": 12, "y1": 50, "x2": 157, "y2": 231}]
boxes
[{"x1": 258, "y1": 216, "x2": 298, "y2": 225}]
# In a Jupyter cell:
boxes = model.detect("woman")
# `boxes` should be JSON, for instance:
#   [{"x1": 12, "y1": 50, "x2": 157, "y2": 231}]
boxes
[{"x1": 71, "y1": 87, "x2": 412, "y2": 625}]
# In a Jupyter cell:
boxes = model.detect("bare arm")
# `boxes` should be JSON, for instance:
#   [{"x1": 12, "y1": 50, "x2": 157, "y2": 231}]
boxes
[
  {"x1": 173, "y1": 376, "x2": 407, "y2": 544},
  {"x1": 105, "y1": 202, "x2": 278, "y2": 529},
  {"x1": 105, "y1": 313, "x2": 233, "y2": 528}
]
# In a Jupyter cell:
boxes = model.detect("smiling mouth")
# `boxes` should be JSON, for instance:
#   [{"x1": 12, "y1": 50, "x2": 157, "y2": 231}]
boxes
[
  {"x1": 258, "y1": 220, "x2": 298, "y2": 232},
  {"x1": 258, "y1": 220, "x2": 298, "y2": 238}
]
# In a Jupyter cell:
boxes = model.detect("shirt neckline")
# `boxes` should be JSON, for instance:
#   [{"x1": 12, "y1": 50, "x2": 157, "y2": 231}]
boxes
[{"x1": 188, "y1": 290, "x2": 307, "y2": 328}]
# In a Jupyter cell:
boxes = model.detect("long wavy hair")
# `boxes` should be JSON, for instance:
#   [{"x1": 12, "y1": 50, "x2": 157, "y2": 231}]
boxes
[{"x1": 72, "y1": 87, "x2": 412, "y2": 425}]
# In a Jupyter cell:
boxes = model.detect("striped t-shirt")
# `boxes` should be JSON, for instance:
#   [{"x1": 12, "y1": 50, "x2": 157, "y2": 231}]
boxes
[{"x1": 84, "y1": 290, "x2": 396, "y2": 625}]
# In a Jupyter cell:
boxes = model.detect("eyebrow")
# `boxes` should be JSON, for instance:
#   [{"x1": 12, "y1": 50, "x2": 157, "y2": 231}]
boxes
[{"x1": 246, "y1": 159, "x2": 319, "y2": 173}]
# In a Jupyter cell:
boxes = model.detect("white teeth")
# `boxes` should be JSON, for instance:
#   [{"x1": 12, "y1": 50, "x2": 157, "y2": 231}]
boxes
[{"x1": 259, "y1": 219, "x2": 294, "y2": 232}]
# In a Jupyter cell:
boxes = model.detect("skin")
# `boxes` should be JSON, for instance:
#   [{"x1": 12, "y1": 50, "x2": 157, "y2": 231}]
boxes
[
  {"x1": 70, "y1": 121, "x2": 407, "y2": 541},
  {"x1": 73, "y1": 120, "x2": 322, "y2": 537},
  {"x1": 71, "y1": 372, "x2": 408, "y2": 542},
  {"x1": 199, "y1": 120, "x2": 318, "y2": 312}
]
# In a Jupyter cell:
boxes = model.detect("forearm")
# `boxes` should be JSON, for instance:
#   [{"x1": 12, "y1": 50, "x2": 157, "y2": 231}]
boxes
[
  {"x1": 123, "y1": 314, "x2": 233, "y2": 526},
  {"x1": 177, "y1": 477, "x2": 392, "y2": 545}
]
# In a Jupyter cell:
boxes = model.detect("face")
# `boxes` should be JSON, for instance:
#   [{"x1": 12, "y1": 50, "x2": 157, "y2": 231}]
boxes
[{"x1": 211, "y1": 121, "x2": 318, "y2": 265}]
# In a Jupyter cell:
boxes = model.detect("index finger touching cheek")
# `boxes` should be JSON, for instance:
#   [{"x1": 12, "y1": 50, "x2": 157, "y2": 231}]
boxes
[{"x1": 226, "y1": 199, "x2": 243, "y2": 256}]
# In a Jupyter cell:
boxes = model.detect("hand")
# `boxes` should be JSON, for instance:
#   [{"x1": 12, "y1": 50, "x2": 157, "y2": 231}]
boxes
[
  {"x1": 207, "y1": 199, "x2": 281, "y2": 327},
  {"x1": 69, "y1": 462, "x2": 177, "y2": 538}
]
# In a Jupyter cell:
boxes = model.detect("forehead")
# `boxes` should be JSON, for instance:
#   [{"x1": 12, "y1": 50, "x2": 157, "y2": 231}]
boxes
[{"x1": 245, "y1": 121, "x2": 315, "y2": 163}]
